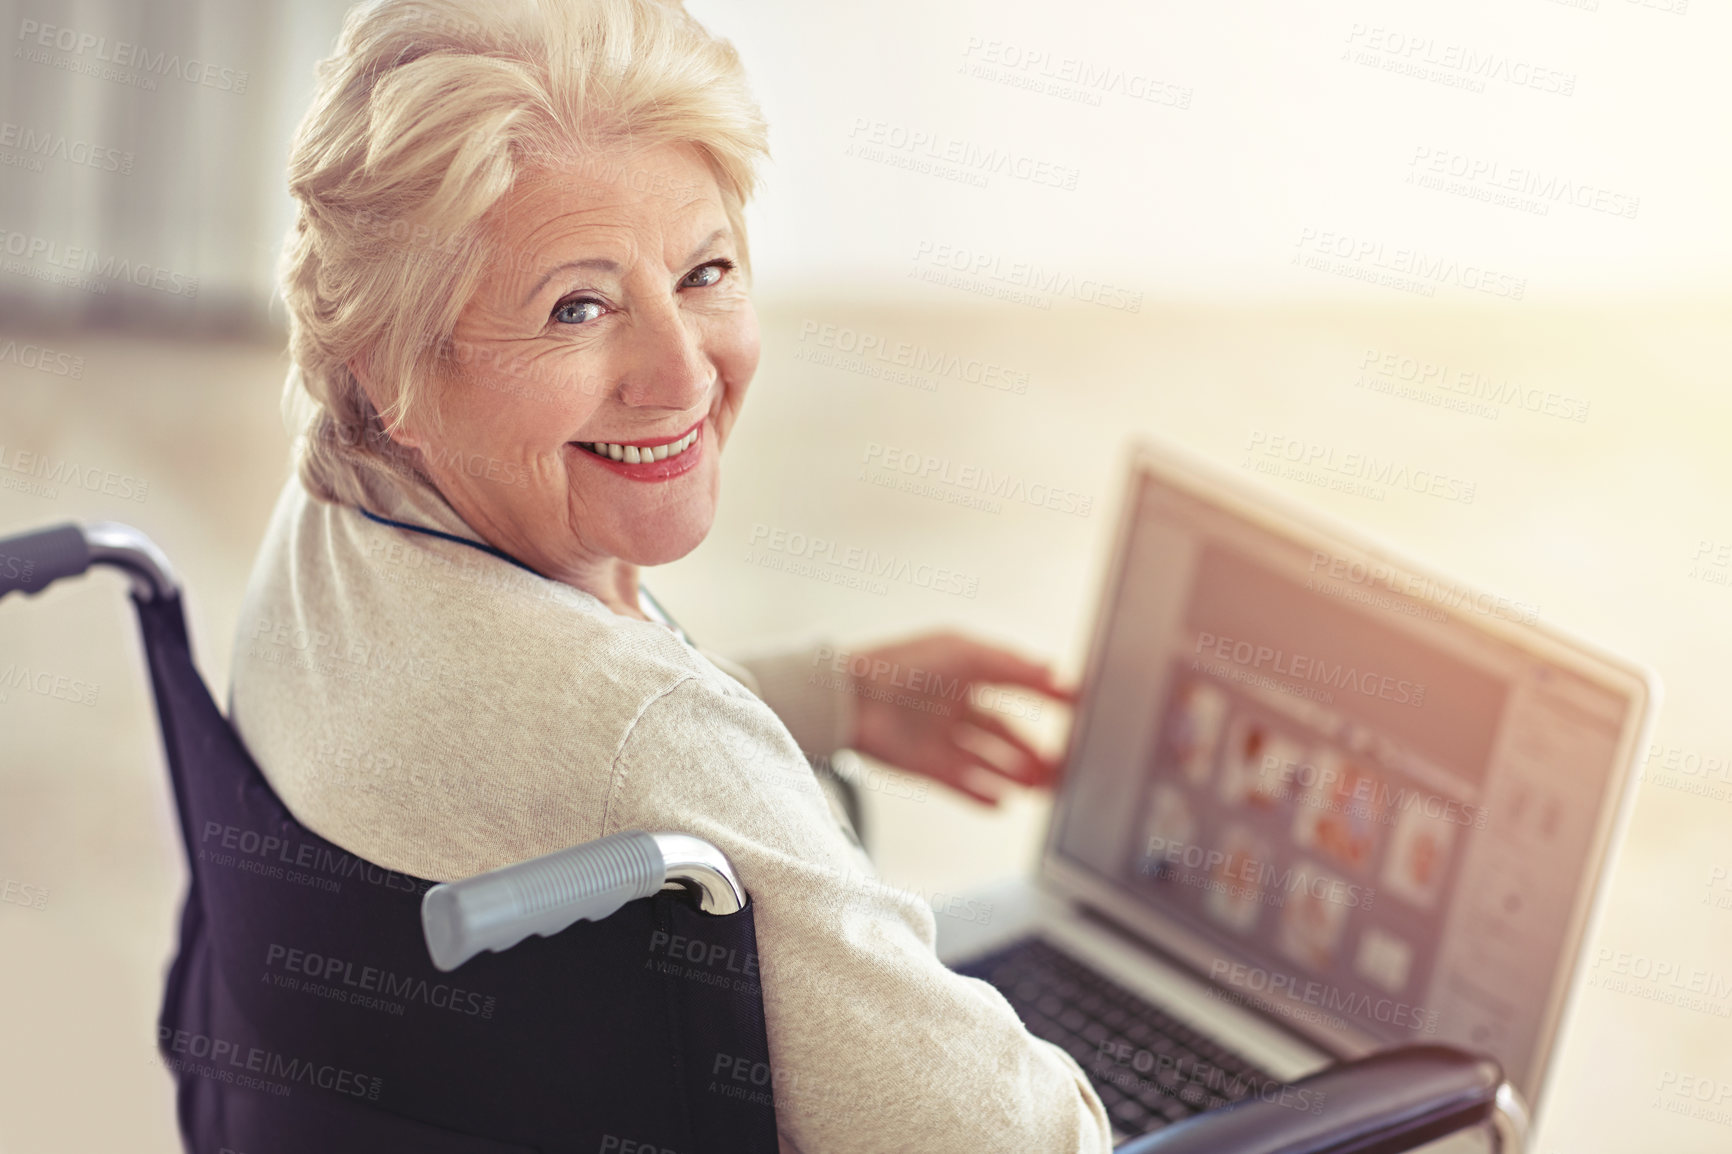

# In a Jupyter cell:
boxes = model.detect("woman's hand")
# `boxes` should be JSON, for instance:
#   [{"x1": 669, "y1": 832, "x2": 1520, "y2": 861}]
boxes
[{"x1": 845, "y1": 631, "x2": 1076, "y2": 806}]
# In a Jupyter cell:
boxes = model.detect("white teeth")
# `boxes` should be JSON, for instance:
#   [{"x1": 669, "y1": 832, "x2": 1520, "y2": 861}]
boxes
[{"x1": 583, "y1": 428, "x2": 699, "y2": 464}]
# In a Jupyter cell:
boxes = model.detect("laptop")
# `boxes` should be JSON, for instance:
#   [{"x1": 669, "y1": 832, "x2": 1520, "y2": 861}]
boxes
[{"x1": 936, "y1": 439, "x2": 1659, "y2": 1148}]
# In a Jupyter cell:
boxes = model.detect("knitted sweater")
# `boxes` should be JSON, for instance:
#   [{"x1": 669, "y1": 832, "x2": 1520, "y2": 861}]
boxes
[{"x1": 228, "y1": 458, "x2": 1112, "y2": 1153}]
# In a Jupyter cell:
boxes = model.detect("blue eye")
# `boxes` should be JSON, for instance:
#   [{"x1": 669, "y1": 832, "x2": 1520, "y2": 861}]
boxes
[
  {"x1": 682, "y1": 259, "x2": 735, "y2": 288},
  {"x1": 553, "y1": 298, "x2": 605, "y2": 325}
]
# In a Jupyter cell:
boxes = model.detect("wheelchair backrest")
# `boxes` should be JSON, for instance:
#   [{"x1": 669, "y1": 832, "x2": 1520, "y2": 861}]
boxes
[{"x1": 136, "y1": 590, "x2": 779, "y2": 1154}]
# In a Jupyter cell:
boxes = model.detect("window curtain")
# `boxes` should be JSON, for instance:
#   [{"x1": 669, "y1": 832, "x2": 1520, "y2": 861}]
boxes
[{"x1": 1, "y1": 0, "x2": 352, "y2": 336}]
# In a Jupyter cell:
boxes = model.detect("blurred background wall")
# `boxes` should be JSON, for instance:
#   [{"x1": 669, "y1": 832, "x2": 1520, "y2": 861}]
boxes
[{"x1": 2, "y1": 0, "x2": 1730, "y2": 1150}]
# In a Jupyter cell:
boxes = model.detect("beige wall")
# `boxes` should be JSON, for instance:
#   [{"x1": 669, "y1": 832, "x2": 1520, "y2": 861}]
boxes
[{"x1": 694, "y1": 0, "x2": 1732, "y2": 300}]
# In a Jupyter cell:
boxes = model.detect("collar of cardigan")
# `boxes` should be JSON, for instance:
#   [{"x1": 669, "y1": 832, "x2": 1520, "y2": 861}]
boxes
[{"x1": 354, "y1": 504, "x2": 691, "y2": 644}]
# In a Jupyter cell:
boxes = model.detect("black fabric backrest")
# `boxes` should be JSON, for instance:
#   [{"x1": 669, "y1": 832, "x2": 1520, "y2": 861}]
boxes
[{"x1": 138, "y1": 593, "x2": 779, "y2": 1154}]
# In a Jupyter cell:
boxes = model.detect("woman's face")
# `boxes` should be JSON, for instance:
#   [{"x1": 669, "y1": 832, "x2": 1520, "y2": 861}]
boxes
[{"x1": 394, "y1": 143, "x2": 758, "y2": 582}]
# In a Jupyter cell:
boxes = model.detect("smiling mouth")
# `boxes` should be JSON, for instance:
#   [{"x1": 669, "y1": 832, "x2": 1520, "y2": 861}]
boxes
[{"x1": 573, "y1": 425, "x2": 700, "y2": 465}]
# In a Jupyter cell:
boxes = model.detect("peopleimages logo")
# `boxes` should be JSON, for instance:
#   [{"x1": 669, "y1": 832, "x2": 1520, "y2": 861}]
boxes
[
  {"x1": 1094, "y1": 1042, "x2": 1327, "y2": 1116},
  {"x1": 247, "y1": 616, "x2": 450, "y2": 685},
  {"x1": 815, "y1": 862, "x2": 995, "y2": 928},
  {"x1": 1641, "y1": 743, "x2": 1732, "y2": 783},
  {"x1": 1307, "y1": 548, "x2": 1539, "y2": 626},
  {"x1": 0, "y1": 338, "x2": 84, "y2": 377},
  {"x1": 1193, "y1": 630, "x2": 1427, "y2": 708},
  {"x1": 1704, "y1": 866, "x2": 1732, "y2": 914},
  {"x1": 1210, "y1": 960, "x2": 1441, "y2": 1033},
  {"x1": 1141, "y1": 834, "x2": 1375, "y2": 909},
  {"x1": 1654, "y1": 1071, "x2": 1732, "y2": 1129},
  {"x1": 1258, "y1": 756, "x2": 1488, "y2": 830},
  {"x1": 0, "y1": 662, "x2": 100, "y2": 707},
  {"x1": 1688, "y1": 539, "x2": 1732, "y2": 591},
  {"x1": 1587, "y1": 948, "x2": 1732, "y2": 1017},
  {"x1": 845, "y1": 117, "x2": 1081, "y2": 191},
  {"x1": 199, "y1": 820, "x2": 432, "y2": 898},
  {"x1": 796, "y1": 320, "x2": 1030, "y2": 395},
  {"x1": 0, "y1": 878, "x2": 48, "y2": 911},
  {"x1": 958, "y1": 36, "x2": 1194, "y2": 110},
  {"x1": 1407, "y1": 146, "x2": 1639, "y2": 220},
  {"x1": 157, "y1": 1026, "x2": 381, "y2": 1100},
  {"x1": 16, "y1": 20, "x2": 250, "y2": 92},
  {"x1": 0, "y1": 122, "x2": 133, "y2": 174},
  {"x1": 0, "y1": 444, "x2": 149, "y2": 501},
  {"x1": 745, "y1": 523, "x2": 979, "y2": 599},
  {"x1": 1342, "y1": 24, "x2": 1576, "y2": 97},
  {"x1": 417, "y1": 445, "x2": 531, "y2": 489},
  {"x1": 0, "y1": 229, "x2": 198, "y2": 297},
  {"x1": 1355, "y1": 347, "x2": 1590, "y2": 425},
  {"x1": 1244, "y1": 429, "x2": 1476, "y2": 505},
  {"x1": 809, "y1": 646, "x2": 1044, "y2": 723},
  {"x1": 264, "y1": 942, "x2": 497, "y2": 1019},
  {"x1": 1293, "y1": 227, "x2": 1525, "y2": 301},
  {"x1": 861, "y1": 442, "x2": 1092, "y2": 517},
  {"x1": 910, "y1": 239, "x2": 1143, "y2": 313}
]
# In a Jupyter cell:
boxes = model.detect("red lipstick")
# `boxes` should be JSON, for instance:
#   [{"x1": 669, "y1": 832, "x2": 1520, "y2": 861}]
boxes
[{"x1": 569, "y1": 419, "x2": 704, "y2": 482}]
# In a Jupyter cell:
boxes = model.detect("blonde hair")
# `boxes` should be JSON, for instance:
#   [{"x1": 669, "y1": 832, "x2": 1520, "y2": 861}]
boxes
[{"x1": 280, "y1": 0, "x2": 769, "y2": 504}]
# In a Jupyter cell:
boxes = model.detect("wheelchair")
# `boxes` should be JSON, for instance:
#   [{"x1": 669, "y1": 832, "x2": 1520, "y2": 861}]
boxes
[{"x1": 0, "y1": 520, "x2": 1529, "y2": 1153}]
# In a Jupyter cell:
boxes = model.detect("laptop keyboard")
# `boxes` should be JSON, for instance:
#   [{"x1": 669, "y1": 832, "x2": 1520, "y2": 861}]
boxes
[{"x1": 955, "y1": 936, "x2": 1276, "y2": 1139}]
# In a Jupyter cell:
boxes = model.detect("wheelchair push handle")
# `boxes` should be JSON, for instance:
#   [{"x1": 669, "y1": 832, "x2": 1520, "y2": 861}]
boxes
[
  {"x1": 0, "y1": 521, "x2": 177, "y2": 602},
  {"x1": 0, "y1": 523, "x2": 89, "y2": 601},
  {"x1": 421, "y1": 830, "x2": 748, "y2": 972}
]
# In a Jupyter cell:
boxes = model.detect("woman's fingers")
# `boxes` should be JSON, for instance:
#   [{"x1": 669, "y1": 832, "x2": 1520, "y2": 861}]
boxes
[
  {"x1": 877, "y1": 737, "x2": 1001, "y2": 806},
  {"x1": 910, "y1": 632, "x2": 1069, "y2": 700},
  {"x1": 949, "y1": 766, "x2": 1004, "y2": 807},
  {"x1": 953, "y1": 642, "x2": 1074, "y2": 702},
  {"x1": 954, "y1": 708, "x2": 1056, "y2": 787},
  {"x1": 933, "y1": 745, "x2": 1008, "y2": 807}
]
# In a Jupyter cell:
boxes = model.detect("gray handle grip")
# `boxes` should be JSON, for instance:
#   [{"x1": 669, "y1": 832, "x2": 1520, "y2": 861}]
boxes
[
  {"x1": 0, "y1": 524, "x2": 90, "y2": 601},
  {"x1": 421, "y1": 830, "x2": 666, "y2": 971}
]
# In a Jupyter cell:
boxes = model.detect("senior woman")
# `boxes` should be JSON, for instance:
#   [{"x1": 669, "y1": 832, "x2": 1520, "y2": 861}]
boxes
[{"x1": 233, "y1": 0, "x2": 1111, "y2": 1149}]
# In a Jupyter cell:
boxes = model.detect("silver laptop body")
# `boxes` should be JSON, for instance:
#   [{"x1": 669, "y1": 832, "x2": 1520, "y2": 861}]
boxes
[{"x1": 937, "y1": 439, "x2": 1659, "y2": 1149}]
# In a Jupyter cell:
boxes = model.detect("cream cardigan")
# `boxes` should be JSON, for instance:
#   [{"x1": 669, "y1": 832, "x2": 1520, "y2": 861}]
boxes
[{"x1": 228, "y1": 458, "x2": 1112, "y2": 1153}]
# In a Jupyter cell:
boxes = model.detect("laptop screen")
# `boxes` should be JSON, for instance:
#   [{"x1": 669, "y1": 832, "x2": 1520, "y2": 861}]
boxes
[{"x1": 1050, "y1": 456, "x2": 1641, "y2": 1093}]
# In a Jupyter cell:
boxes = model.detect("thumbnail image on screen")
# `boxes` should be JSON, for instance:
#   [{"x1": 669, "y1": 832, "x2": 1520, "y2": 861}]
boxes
[{"x1": 1125, "y1": 663, "x2": 1477, "y2": 1006}]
